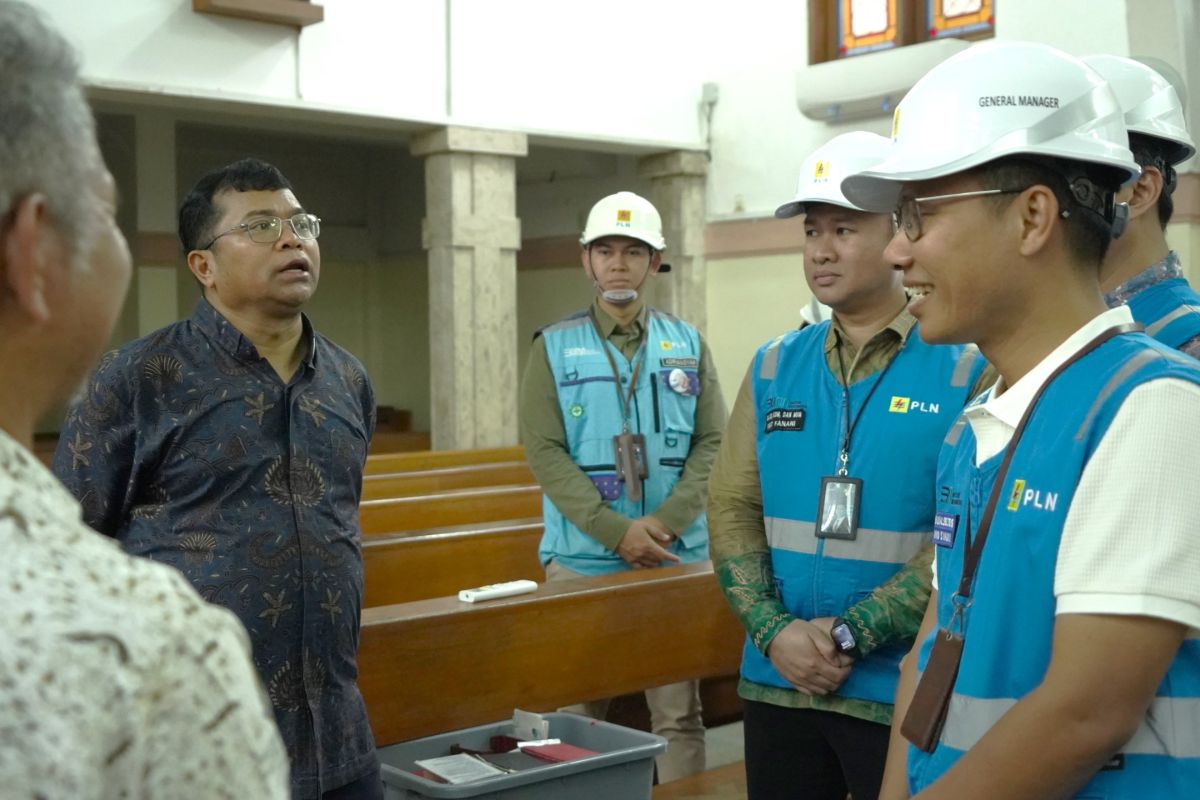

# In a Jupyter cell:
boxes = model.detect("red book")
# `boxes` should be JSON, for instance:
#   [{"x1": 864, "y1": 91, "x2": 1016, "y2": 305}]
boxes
[{"x1": 522, "y1": 743, "x2": 599, "y2": 763}]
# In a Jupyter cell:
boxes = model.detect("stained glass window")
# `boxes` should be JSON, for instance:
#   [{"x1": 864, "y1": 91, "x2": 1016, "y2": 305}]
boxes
[
  {"x1": 928, "y1": 0, "x2": 995, "y2": 39},
  {"x1": 810, "y1": 0, "x2": 994, "y2": 64},
  {"x1": 838, "y1": 0, "x2": 900, "y2": 57}
]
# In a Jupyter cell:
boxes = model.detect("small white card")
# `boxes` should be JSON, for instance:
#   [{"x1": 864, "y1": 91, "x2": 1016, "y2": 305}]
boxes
[
  {"x1": 515, "y1": 738, "x2": 561, "y2": 749},
  {"x1": 413, "y1": 754, "x2": 506, "y2": 784},
  {"x1": 512, "y1": 708, "x2": 551, "y2": 740}
]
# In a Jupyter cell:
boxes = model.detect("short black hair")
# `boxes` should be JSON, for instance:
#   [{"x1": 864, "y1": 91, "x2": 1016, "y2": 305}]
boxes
[
  {"x1": 1128, "y1": 133, "x2": 1175, "y2": 230},
  {"x1": 177, "y1": 157, "x2": 293, "y2": 252},
  {"x1": 972, "y1": 156, "x2": 1125, "y2": 268}
]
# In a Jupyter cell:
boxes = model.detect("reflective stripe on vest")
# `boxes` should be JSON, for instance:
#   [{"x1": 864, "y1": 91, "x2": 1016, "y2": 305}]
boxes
[
  {"x1": 765, "y1": 517, "x2": 927, "y2": 565},
  {"x1": 941, "y1": 694, "x2": 1200, "y2": 759}
]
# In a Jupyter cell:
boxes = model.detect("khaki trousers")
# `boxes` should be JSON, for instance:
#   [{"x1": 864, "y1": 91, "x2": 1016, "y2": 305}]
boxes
[{"x1": 544, "y1": 559, "x2": 706, "y2": 782}]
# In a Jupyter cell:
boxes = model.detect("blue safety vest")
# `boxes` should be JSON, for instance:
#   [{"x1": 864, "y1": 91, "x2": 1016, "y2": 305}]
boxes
[
  {"x1": 1126, "y1": 276, "x2": 1200, "y2": 351},
  {"x1": 745, "y1": 321, "x2": 986, "y2": 704},
  {"x1": 911, "y1": 331, "x2": 1200, "y2": 797},
  {"x1": 538, "y1": 307, "x2": 708, "y2": 575}
]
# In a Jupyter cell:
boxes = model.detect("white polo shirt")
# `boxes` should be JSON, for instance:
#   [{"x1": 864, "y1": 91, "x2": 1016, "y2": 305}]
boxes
[{"x1": 935, "y1": 306, "x2": 1200, "y2": 631}]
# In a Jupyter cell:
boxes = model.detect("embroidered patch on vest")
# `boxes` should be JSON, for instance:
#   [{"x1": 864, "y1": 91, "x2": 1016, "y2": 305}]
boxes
[
  {"x1": 932, "y1": 512, "x2": 958, "y2": 547},
  {"x1": 765, "y1": 408, "x2": 806, "y2": 432}
]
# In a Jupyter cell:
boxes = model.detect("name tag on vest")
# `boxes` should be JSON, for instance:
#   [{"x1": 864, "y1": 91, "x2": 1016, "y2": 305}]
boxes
[
  {"x1": 932, "y1": 512, "x2": 958, "y2": 547},
  {"x1": 765, "y1": 408, "x2": 806, "y2": 433}
]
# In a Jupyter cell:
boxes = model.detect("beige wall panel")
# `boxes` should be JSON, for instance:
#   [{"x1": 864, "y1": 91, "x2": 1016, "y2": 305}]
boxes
[
  {"x1": 516, "y1": 267, "x2": 595, "y2": 396},
  {"x1": 1167, "y1": 222, "x2": 1200, "y2": 283},
  {"x1": 706, "y1": 252, "x2": 812, "y2": 414}
]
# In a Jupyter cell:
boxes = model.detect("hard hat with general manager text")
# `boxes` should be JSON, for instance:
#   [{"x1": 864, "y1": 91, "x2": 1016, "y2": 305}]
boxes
[{"x1": 842, "y1": 41, "x2": 1141, "y2": 213}]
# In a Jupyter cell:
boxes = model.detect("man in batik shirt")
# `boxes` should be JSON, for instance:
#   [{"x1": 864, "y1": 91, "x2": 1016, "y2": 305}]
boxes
[{"x1": 54, "y1": 158, "x2": 381, "y2": 800}]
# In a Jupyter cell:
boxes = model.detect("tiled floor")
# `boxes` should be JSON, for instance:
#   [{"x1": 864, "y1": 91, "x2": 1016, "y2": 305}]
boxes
[
  {"x1": 655, "y1": 729, "x2": 748, "y2": 800},
  {"x1": 705, "y1": 721, "x2": 745, "y2": 769}
]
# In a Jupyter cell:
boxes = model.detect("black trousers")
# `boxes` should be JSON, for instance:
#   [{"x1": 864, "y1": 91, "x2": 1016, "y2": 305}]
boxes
[
  {"x1": 320, "y1": 767, "x2": 383, "y2": 800},
  {"x1": 743, "y1": 699, "x2": 890, "y2": 800}
]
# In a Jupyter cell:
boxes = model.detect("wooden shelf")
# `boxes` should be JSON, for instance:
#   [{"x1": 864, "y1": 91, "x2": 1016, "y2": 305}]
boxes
[{"x1": 193, "y1": 0, "x2": 323, "y2": 28}]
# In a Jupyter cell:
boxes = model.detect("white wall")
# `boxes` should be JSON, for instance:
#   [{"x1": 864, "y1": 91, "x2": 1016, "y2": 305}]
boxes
[
  {"x1": 299, "y1": 1, "x2": 446, "y2": 121},
  {"x1": 49, "y1": 0, "x2": 1184, "y2": 225},
  {"x1": 39, "y1": 0, "x2": 298, "y2": 99}
]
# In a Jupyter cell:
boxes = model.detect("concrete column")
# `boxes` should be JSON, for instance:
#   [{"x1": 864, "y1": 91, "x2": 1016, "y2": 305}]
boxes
[
  {"x1": 411, "y1": 126, "x2": 528, "y2": 450},
  {"x1": 638, "y1": 150, "x2": 709, "y2": 332},
  {"x1": 134, "y1": 112, "x2": 179, "y2": 336}
]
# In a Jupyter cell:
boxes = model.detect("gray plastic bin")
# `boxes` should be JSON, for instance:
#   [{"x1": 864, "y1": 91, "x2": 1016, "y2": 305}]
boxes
[{"x1": 378, "y1": 712, "x2": 666, "y2": 799}]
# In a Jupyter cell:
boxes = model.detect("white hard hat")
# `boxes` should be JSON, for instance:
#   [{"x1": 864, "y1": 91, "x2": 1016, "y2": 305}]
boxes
[
  {"x1": 580, "y1": 191, "x2": 666, "y2": 251},
  {"x1": 775, "y1": 132, "x2": 893, "y2": 218},
  {"x1": 1081, "y1": 54, "x2": 1195, "y2": 165},
  {"x1": 842, "y1": 42, "x2": 1141, "y2": 213}
]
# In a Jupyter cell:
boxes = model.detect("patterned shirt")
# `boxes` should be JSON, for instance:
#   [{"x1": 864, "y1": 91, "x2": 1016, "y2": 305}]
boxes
[
  {"x1": 53, "y1": 298, "x2": 378, "y2": 799},
  {"x1": 1, "y1": 427, "x2": 289, "y2": 798},
  {"x1": 1104, "y1": 250, "x2": 1200, "y2": 359}
]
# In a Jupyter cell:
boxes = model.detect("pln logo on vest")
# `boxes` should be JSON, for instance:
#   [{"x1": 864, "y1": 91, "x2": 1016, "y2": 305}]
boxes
[
  {"x1": 888, "y1": 396, "x2": 940, "y2": 414},
  {"x1": 1006, "y1": 478, "x2": 1059, "y2": 513}
]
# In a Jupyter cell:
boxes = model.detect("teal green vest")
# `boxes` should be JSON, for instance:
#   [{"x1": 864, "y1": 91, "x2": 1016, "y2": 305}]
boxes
[
  {"x1": 912, "y1": 332, "x2": 1200, "y2": 796},
  {"x1": 746, "y1": 321, "x2": 985, "y2": 704},
  {"x1": 538, "y1": 308, "x2": 708, "y2": 575}
]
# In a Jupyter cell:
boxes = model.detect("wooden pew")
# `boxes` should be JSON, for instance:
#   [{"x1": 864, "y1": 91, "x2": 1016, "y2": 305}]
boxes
[
  {"x1": 362, "y1": 519, "x2": 544, "y2": 607},
  {"x1": 359, "y1": 484, "x2": 543, "y2": 535},
  {"x1": 365, "y1": 445, "x2": 525, "y2": 476},
  {"x1": 358, "y1": 561, "x2": 742, "y2": 747},
  {"x1": 361, "y1": 461, "x2": 534, "y2": 500},
  {"x1": 367, "y1": 430, "x2": 431, "y2": 454},
  {"x1": 361, "y1": 520, "x2": 744, "y2": 733}
]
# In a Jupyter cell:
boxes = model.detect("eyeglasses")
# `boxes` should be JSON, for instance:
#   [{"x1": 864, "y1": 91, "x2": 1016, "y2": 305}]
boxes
[
  {"x1": 892, "y1": 189, "x2": 1024, "y2": 242},
  {"x1": 202, "y1": 212, "x2": 321, "y2": 250}
]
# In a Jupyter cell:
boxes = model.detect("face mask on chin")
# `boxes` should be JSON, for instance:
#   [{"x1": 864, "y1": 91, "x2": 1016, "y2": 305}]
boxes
[{"x1": 600, "y1": 288, "x2": 638, "y2": 305}]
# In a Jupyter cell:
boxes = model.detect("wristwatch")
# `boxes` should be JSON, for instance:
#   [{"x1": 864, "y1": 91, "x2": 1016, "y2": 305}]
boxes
[{"x1": 830, "y1": 617, "x2": 861, "y2": 660}]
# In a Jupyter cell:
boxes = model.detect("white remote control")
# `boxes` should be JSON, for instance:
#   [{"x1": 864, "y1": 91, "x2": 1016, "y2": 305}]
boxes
[{"x1": 458, "y1": 579, "x2": 538, "y2": 603}]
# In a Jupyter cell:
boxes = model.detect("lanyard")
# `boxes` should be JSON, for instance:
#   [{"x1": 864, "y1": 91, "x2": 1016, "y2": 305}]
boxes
[
  {"x1": 588, "y1": 308, "x2": 647, "y2": 433},
  {"x1": 949, "y1": 322, "x2": 1139, "y2": 632},
  {"x1": 832, "y1": 331, "x2": 903, "y2": 476}
]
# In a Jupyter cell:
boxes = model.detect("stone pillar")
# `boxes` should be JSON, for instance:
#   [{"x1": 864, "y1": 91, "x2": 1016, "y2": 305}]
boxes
[
  {"x1": 411, "y1": 127, "x2": 528, "y2": 450},
  {"x1": 134, "y1": 112, "x2": 179, "y2": 335},
  {"x1": 638, "y1": 150, "x2": 709, "y2": 332}
]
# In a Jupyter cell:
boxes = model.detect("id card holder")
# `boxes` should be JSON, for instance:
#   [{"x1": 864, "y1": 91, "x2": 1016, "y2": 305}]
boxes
[
  {"x1": 900, "y1": 629, "x2": 965, "y2": 752},
  {"x1": 613, "y1": 432, "x2": 649, "y2": 502},
  {"x1": 815, "y1": 475, "x2": 862, "y2": 540}
]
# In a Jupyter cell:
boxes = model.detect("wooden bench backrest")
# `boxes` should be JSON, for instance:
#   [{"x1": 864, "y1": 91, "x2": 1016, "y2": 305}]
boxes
[
  {"x1": 361, "y1": 461, "x2": 535, "y2": 500},
  {"x1": 359, "y1": 485, "x2": 543, "y2": 535},
  {"x1": 365, "y1": 445, "x2": 526, "y2": 475},
  {"x1": 358, "y1": 561, "x2": 743, "y2": 746},
  {"x1": 362, "y1": 521, "x2": 544, "y2": 607}
]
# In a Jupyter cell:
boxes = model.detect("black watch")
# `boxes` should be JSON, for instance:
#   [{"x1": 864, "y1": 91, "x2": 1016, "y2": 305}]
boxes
[{"x1": 830, "y1": 617, "x2": 860, "y2": 660}]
